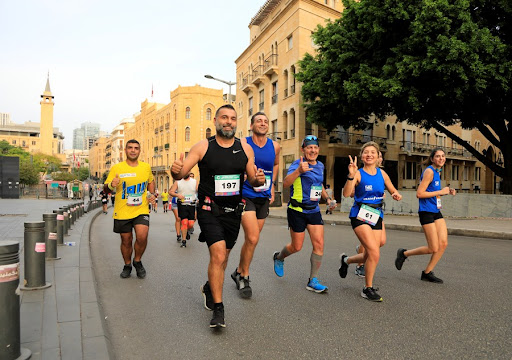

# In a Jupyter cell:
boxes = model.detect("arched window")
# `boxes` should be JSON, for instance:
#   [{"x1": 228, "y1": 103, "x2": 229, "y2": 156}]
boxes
[
  {"x1": 386, "y1": 124, "x2": 391, "y2": 139},
  {"x1": 206, "y1": 128, "x2": 211, "y2": 138},
  {"x1": 283, "y1": 111, "x2": 288, "y2": 139},
  {"x1": 185, "y1": 107, "x2": 191, "y2": 119},
  {"x1": 206, "y1": 108, "x2": 212, "y2": 121},
  {"x1": 185, "y1": 127, "x2": 190, "y2": 142},
  {"x1": 391, "y1": 125, "x2": 396, "y2": 140}
]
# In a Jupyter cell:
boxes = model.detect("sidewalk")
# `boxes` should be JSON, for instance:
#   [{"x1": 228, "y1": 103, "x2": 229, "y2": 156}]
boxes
[
  {"x1": 268, "y1": 205, "x2": 512, "y2": 240},
  {"x1": 0, "y1": 199, "x2": 110, "y2": 360}
]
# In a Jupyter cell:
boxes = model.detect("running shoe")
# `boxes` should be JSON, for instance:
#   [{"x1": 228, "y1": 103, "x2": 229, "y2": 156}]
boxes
[
  {"x1": 200, "y1": 281, "x2": 214, "y2": 311},
  {"x1": 421, "y1": 271, "x2": 443, "y2": 283},
  {"x1": 189, "y1": 227, "x2": 194, "y2": 234},
  {"x1": 355, "y1": 265, "x2": 365, "y2": 278},
  {"x1": 355, "y1": 244, "x2": 360, "y2": 253},
  {"x1": 239, "y1": 276, "x2": 252, "y2": 299},
  {"x1": 132, "y1": 260, "x2": 146, "y2": 279},
  {"x1": 338, "y1": 253, "x2": 349, "y2": 278},
  {"x1": 306, "y1": 277, "x2": 328, "y2": 293},
  {"x1": 231, "y1": 269, "x2": 241, "y2": 288},
  {"x1": 210, "y1": 304, "x2": 226, "y2": 328},
  {"x1": 177, "y1": 235, "x2": 182, "y2": 243},
  {"x1": 273, "y1": 251, "x2": 284, "y2": 277},
  {"x1": 120, "y1": 265, "x2": 132, "y2": 278},
  {"x1": 186, "y1": 231, "x2": 191, "y2": 240},
  {"x1": 395, "y1": 248, "x2": 407, "y2": 270},
  {"x1": 361, "y1": 287, "x2": 383, "y2": 302},
  {"x1": 180, "y1": 240, "x2": 187, "y2": 248}
]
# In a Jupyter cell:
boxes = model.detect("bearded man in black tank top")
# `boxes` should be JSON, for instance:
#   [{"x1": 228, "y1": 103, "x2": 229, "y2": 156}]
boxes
[{"x1": 171, "y1": 104, "x2": 265, "y2": 329}]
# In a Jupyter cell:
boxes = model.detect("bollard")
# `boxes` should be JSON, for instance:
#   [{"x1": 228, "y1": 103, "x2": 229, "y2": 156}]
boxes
[
  {"x1": 53, "y1": 210, "x2": 65, "y2": 246},
  {"x1": 43, "y1": 213, "x2": 60, "y2": 260},
  {"x1": 21, "y1": 222, "x2": 51, "y2": 290},
  {"x1": 60, "y1": 208, "x2": 69, "y2": 236},
  {"x1": 0, "y1": 241, "x2": 31, "y2": 360},
  {"x1": 72, "y1": 205, "x2": 77, "y2": 222}
]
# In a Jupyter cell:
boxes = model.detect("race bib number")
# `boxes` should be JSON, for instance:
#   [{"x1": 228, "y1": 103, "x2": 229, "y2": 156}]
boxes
[
  {"x1": 436, "y1": 196, "x2": 442, "y2": 209},
  {"x1": 254, "y1": 175, "x2": 271, "y2": 192},
  {"x1": 310, "y1": 186, "x2": 322, "y2": 201},
  {"x1": 356, "y1": 204, "x2": 380, "y2": 226},
  {"x1": 127, "y1": 193, "x2": 143, "y2": 206},
  {"x1": 182, "y1": 194, "x2": 195, "y2": 204},
  {"x1": 215, "y1": 175, "x2": 240, "y2": 196}
]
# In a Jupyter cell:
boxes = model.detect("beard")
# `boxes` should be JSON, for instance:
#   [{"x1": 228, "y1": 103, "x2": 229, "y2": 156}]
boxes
[{"x1": 216, "y1": 123, "x2": 236, "y2": 139}]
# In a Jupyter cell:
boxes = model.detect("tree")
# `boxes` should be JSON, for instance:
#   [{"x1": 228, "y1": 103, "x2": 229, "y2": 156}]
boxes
[
  {"x1": 19, "y1": 161, "x2": 40, "y2": 185},
  {"x1": 296, "y1": 0, "x2": 512, "y2": 193}
]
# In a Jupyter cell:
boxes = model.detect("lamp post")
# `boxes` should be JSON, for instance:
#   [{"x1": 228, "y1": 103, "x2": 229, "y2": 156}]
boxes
[
  {"x1": 204, "y1": 74, "x2": 236, "y2": 104},
  {"x1": 494, "y1": 153, "x2": 504, "y2": 194}
]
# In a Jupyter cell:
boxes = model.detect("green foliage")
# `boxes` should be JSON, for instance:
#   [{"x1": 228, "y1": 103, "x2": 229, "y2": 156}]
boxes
[
  {"x1": 19, "y1": 161, "x2": 40, "y2": 185},
  {"x1": 297, "y1": 0, "x2": 511, "y2": 192},
  {"x1": 52, "y1": 171, "x2": 75, "y2": 182},
  {"x1": 73, "y1": 167, "x2": 89, "y2": 181},
  {"x1": 101, "y1": 171, "x2": 108, "y2": 183}
]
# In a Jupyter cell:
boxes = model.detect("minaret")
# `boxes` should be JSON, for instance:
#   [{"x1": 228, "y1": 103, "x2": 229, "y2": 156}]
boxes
[{"x1": 40, "y1": 72, "x2": 55, "y2": 155}]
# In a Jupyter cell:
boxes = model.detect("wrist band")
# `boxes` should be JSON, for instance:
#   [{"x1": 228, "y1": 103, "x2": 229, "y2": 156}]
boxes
[
  {"x1": 346, "y1": 176, "x2": 354, "y2": 180},
  {"x1": 108, "y1": 182, "x2": 114, "y2": 191}
]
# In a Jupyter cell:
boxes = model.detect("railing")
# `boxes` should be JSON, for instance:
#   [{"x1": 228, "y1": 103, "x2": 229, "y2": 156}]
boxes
[
  {"x1": 327, "y1": 131, "x2": 388, "y2": 148},
  {"x1": 400, "y1": 141, "x2": 474, "y2": 158},
  {"x1": 248, "y1": 108, "x2": 253, "y2": 117},
  {"x1": 165, "y1": 123, "x2": 170, "y2": 130},
  {"x1": 264, "y1": 54, "x2": 278, "y2": 73},
  {"x1": 268, "y1": 132, "x2": 282, "y2": 141},
  {"x1": 318, "y1": 129, "x2": 328, "y2": 139},
  {"x1": 241, "y1": 73, "x2": 252, "y2": 88},
  {"x1": 284, "y1": 131, "x2": 288, "y2": 140},
  {"x1": 252, "y1": 65, "x2": 264, "y2": 79},
  {"x1": 259, "y1": 102, "x2": 264, "y2": 111},
  {"x1": 272, "y1": 94, "x2": 278, "y2": 104},
  {"x1": 290, "y1": 129, "x2": 295, "y2": 138},
  {"x1": 290, "y1": 84, "x2": 295, "y2": 94},
  {"x1": 160, "y1": 125, "x2": 163, "y2": 132},
  {"x1": 154, "y1": 128, "x2": 158, "y2": 134},
  {"x1": 284, "y1": 88, "x2": 288, "y2": 98}
]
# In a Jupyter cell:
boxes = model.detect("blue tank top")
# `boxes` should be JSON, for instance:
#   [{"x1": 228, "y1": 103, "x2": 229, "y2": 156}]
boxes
[
  {"x1": 243, "y1": 136, "x2": 275, "y2": 198},
  {"x1": 287, "y1": 159, "x2": 324, "y2": 214},
  {"x1": 419, "y1": 165, "x2": 441, "y2": 213},
  {"x1": 349, "y1": 168, "x2": 385, "y2": 218}
]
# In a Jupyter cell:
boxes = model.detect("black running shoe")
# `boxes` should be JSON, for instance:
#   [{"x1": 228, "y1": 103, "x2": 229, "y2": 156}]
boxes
[
  {"x1": 200, "y1": 281, "x2": 214, "y2": 311},
  {"x1": 177, "y1": 235, "x2": 182, "y2": 243},
  {"x1": 395, "y1": 248, "x2": 407, "y2": 270},
  {"x1": 421, "y1": 271, "x2": 443, "y2": 283},
  {"x1": 361, "y1": 287, "x2": 383, "y2": 302},
  {"x1": 120, "y1": 265, "x2": 132, "y2": 278},
  {"x1": 210, "y1": 304, "x2": 226, "y2": 328},
  {"x1": 231, "y1": 268, "x2": 241, "y2": 288},
  {"x1": 180, "y1": 240, "x2": 187, "y2": 248},
  {"x1": 339, "y1": 254, "x2": 349, "y2": 278},
  {"x1": 186, "y1": 231, "x2": 190, "y2": 240},
  {"x1": 239, "y1": 276, "x2": 252, "y2": 299},
  {"x1": 132, "y1": 260, "x2": 146, "y2": 279}
]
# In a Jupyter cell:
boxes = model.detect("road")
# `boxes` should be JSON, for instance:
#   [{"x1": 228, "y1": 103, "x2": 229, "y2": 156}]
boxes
[{"x1": 90, "y1": 210, "x2": 512, "y2": 360}]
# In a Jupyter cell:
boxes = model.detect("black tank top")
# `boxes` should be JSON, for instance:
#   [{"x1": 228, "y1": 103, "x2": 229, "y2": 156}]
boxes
[{"x1": 198, "y1": 136, "x2": 248, "y2": 207}]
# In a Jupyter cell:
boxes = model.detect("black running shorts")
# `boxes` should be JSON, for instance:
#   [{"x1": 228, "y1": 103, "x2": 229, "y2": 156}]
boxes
[
  {"x1": 197, "y1": 208, "x2": 241, "y2": 249},
  {"x1": 178, "y1": 203, "x2": 196, "y2": 220},
  {"x1": 350, "y1": 216, "x2": 383, "y2": 230},
  {"x1": 113, "y1": 214, "x2": 150, "y2": 234},
  {"x1": 243, "y1": 197, "x2": 270, "y2": 220},
  {"x1": 418, "y1": 211, "x2": 443, "y2": 225},
  {"x1": 287, "y1": 207, "x2": 323, "y2": 233}
]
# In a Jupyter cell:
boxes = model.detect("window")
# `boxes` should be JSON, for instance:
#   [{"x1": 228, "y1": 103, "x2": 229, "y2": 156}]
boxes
[
  {"x1": 290, "y1": 109, "x2": 296, "y2": 138},
  {"x1": 32, "y1": 141, "x2": 36, "y2": 145},
  {"x1": 248, "y1": 97, "x2": 253, "y2": 117},
  {"x1": 206, "y1": 108, "x2": 212, "y2": 121},
  {"x1": 386, "y1": 125, "x2": 391, "y2": 140},
  {"x1": 206, "y1": 128, "x2": 211, "y2": 138},
  {"x1": 287, "y1": 35, "x2": 293, "y2": 51},
  {"x1": 463, "y1": 166, "x2": 469, "y2": 181},
  {"x1": 185, "y1": 107, "x2": 191, "y2": 119},
  {"x1": 12, "y1": 140, "x2": 16, "y2": 145},
  {"x1": 259, "y1": 89, "x2": 265, "y2": 111},
  {"x1": 290, "y1": 66, "x2": 296, "y2": 94},
  {"x1": 392, "y1": 125, "x2": 396, "y2": 141},
  {"x1": 271, "y1": 120, "x2": 277, "y2": 138},
  {"x1": 283, "y1": 70, "x2": 289, "y2": 97},
  {"x1": 451, "y1": 165, "x2": 459, "y2": 180},
  {"x1": 283, "y1": 111, "x2": 288, "y2": 140},
  {"x1": 405, "y1": 161, "x2": 417, "y2": 180},
  {"x1": 272, "y1": 82, "x2": 278, "y2": 104},
  {"x1": 22, "y1": 141, "x2": 26, "y2": 146},
  {"x1": 475, "y1": 167, "x2": 481, "y2": 181},
  {"x1": 185, "y1": 127, "x2": 190, "y2": 142}
]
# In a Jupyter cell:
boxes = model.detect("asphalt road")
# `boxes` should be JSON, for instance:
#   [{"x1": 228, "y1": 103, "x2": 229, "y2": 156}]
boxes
[{"x1": 90, "y1": 210, "x2": 512, "y2": 360}]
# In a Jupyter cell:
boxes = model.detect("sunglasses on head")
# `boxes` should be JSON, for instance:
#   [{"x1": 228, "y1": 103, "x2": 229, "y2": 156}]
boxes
[{"x1": 302, "y1": 135, "x2": 319, "y2": 147}]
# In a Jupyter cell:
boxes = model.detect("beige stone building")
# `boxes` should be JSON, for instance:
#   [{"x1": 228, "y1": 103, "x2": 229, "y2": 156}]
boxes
[
  {"x1": 235, "y1": 0, "x2": 502, "y2": 201},
  {"x1": 0, "y1": 75, "x2": 64, "y2": 159},
  {"x1": 124, "y1": 85, "x2": 225, "y2": 191},
  {"x1": 89, "y1": 136, "x2": 109, "y2": 179}
]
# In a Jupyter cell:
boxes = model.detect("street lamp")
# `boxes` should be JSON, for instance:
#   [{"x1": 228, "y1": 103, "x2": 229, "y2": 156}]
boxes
[
  {"x1": 204, "y1": 74, "x2": 236, "y2": 104},
  {"x1": 494, "y1": 153, "x2": 504, "y2": 194}
]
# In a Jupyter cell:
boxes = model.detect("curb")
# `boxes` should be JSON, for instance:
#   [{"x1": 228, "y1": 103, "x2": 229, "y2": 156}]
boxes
[{"x1": 268, "y1": 214, "x2": 512, "y2": 240}]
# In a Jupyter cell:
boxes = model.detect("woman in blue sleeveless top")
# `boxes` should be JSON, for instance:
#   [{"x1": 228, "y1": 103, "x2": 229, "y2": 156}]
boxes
[
  {"x1": 338, "y1": 142, "x2": 402, "y2": 302},
  {"x1": 395, "y1": 147, "x2": 456, "y2": 284}
]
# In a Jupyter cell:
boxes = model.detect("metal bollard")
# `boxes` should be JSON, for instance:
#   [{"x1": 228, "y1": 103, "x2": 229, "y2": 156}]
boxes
[
  {"x1": 21, "y1": 222, "x2": 51, "y2": 290},
  {"x1": 43, "y1": 213, "x2": 60, "y2": 260},
  {"x1": 72, "y1": 205, "x2": 77, "y2": 222},
  {"x1": 53, "y1": 210, "x2": 65, "y2": 246},
  {"x1": 0, "y1": 241, "x2": 31, "y2": 360},
  {"x1": 60, "y1": 208, "x2": 69, "y2": 236}
]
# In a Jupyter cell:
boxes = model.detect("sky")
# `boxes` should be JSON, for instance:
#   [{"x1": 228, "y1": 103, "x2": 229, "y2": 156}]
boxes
[{"x1": 0, "y1": 0, "x2": 265, "y2": 149}]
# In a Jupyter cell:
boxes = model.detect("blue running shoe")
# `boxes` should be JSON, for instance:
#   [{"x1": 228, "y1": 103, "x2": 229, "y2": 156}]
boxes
[
  {"x1": 273, "y1": 251, "x2": 284, "y2": 277},
  {"x1": 306, "y1": 277, "x2": 328, "y2": 293}
]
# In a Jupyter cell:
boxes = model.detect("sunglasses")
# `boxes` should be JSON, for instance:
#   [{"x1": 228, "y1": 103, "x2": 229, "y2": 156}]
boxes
[{"x1": 302, "y1": 135, "x2": 319, "y2": 147}]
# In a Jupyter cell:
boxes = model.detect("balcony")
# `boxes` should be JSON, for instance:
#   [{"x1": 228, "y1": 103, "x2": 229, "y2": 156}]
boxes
[
  {"x1": 290, "y1": 84, "x2": 296, "y2": 95},
  {"x1": 165, "y1": 123, "x2": 170, "y2": 130},
  {"x1": 164, "y1": 143, "x2": 169, "y2": 149},
  {"x1": 151, "y1": 165, "x2": 166, "y2": 172},
  {"x1": 400, "y1": 141, "x2": 475, "y2": 160},
  {"x1": 241, "y1": 73, "x2": 253, "y2": 93},
  {"x1": 290, "y1": 129, "x2": 295, "y2": 138},
  {"x1": 264, "y1": 54, "x2": 278, "y2": 76},
  {"x1": 327, "y1": 131, "x2": 388, "y2": 149},
  {"x1": 160, "y1": 125, "x2": 163, "y2": 132},
  {"x1": 252, "y1": 65, "x2": 265, "y2": 85},
  {"x1": 154, "y1": 128, "x2": 158, "y2": 134},
  {"x1": 248, "y1": 108, "x2": 253, "y2": 117},
  {"x1": 154, "y1": 146, "x2": 158, "y2": 152},
  {"x1": 284, "y1": 88, "x2": 288, "y2": 98},
  {"x1": 272, "y1": 94, "x2": 278, "y2": 104},
  {"x1": 268, "y1": 132, "x2": 282, "y2": 141}
]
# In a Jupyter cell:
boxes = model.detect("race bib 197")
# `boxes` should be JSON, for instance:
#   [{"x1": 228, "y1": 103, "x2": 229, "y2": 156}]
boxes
[{"x1": 214, "y1": 175, "x2": 240, "y2": 196}]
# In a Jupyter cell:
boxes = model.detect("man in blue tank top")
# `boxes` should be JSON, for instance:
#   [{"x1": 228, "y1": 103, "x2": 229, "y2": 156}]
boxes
[
  {"x1": 230, "y1": 112, "x2": 281, "y2": 299},
  {"x1": 171, "y1": 105, "x2": 266, "y2": 329}
]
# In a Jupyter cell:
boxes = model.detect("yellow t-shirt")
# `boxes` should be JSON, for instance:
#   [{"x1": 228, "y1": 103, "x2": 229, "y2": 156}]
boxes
[
  {"x1": 161, "y1": 192, "x2": 169, "y2": 202},
  {"x1": 105, "y1": 161, "x2": 154, "y2": 220}
]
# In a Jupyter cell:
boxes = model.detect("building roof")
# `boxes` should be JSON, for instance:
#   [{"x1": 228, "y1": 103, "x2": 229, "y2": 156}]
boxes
[{"x1": 250, "y1": 0, "x2": 281, "y2": 26}]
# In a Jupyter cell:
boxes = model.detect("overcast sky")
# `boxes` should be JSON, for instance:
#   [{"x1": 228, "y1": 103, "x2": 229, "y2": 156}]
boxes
[{"x1": 0, "y1": 0, "x2": 264, "y2": 149}]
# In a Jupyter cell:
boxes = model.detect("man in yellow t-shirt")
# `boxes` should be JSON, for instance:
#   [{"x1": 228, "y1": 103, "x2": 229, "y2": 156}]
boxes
[
  {"x1": 161, "y1": 189, "x2": 169, "y2": 213},
  {"x1": 104, "y1": 139, "x2": 156, "y2": 279}
]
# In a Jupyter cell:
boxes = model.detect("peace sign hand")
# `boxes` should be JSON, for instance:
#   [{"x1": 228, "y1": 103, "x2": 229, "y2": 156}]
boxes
[{"x1": 348, "y1": 155, "x2": 358, "y2": 176}]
